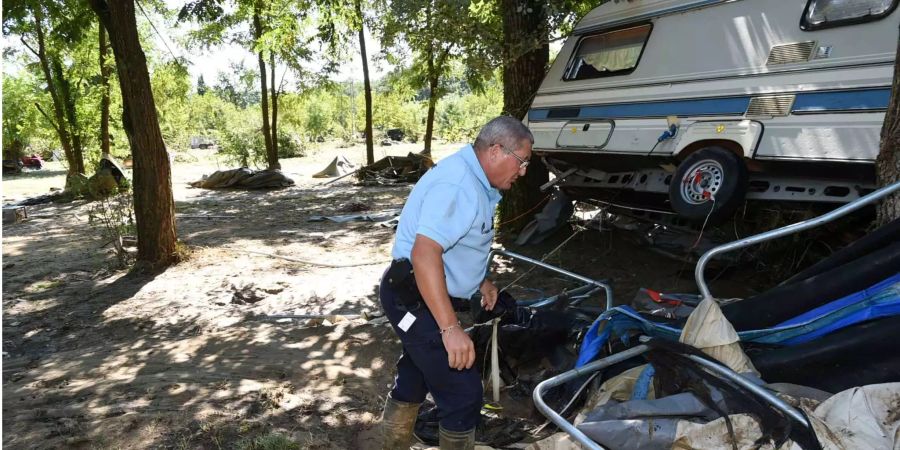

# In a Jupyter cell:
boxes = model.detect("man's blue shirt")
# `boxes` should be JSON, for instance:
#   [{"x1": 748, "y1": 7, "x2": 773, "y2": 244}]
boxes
[{"x1": 391, "y1": 145, "x2": 501, "y2": 299}]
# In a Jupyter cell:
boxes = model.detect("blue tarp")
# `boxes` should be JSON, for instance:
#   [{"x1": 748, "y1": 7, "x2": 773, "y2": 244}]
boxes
[{"x1": 576, "y1": 273, "x2": 900, "y2": 367}]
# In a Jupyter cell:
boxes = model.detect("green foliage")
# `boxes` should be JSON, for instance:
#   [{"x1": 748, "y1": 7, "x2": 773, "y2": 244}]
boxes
[
  {"x1": 378, "y1": 0, "x2": 499, "y2": 96},
  {"x1": 212, "y1": 63, "x2": 261, "y2": 109},
  {"x1": 436, "y1": 77, "x2": 503, "y2": 142},
  {"x1": 278, "y1": 85, "x2": 355, "y2": 144},
  {"x1": 64, "y1": 173, "x2": 91, "y2": 198},
  {"x1": 3, "y1": 1, "x2": 138, "y2": 173},
  {"x1": 151, "y1": 61, "x2": 193, "y2": 150},
  {"x1": 3, "y1": 0, "x2": 599, "y2": 177},
  {"x1": 277, "y1": 132, "x2": 306, "y2": 159},
  {"x1": 369, "y1": 90, "x2": 424, "y2": 142},
  {"x1": 185, "y1": 90, "x2": 241, "y2": 144},
  {"x1": 87, "y1": 171, "x2": 119, "y2": 199},
  {"x1": 219, "y1": 122, "x2": 266, "y2": 168},
  {"x1": 2, "y1": 73, "x2": 51, "y2": 159},
  {"x1": 196, "y1": 74, "x2": 208, "y2": 95},
  {"x1": 304, "y1": 97, "x2": 332, "y2": 142}
]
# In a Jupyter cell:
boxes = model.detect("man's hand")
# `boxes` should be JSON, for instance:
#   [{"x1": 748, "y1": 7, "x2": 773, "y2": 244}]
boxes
[
  {"x1": 479, "y1": 279, "x2": 498, "y2": 311},
  {"x1": 442, "y1": 325, "x2": 475, "y2": 370}
]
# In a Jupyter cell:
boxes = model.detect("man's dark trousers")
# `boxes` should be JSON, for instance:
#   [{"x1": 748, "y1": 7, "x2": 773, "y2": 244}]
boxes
[{"x1": 379, "y1": 274, "x2": 483, "y2": 432}]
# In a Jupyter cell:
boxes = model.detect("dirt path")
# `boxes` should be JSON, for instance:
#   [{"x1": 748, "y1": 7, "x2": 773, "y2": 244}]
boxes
[{"x1": 2, "y1": 142, "x2": 773, "y2": 449}]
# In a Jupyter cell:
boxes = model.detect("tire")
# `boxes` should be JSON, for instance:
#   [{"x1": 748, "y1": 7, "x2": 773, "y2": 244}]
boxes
[{"x1": 668, "y1": 146, "x2": 748, "y2": 223}]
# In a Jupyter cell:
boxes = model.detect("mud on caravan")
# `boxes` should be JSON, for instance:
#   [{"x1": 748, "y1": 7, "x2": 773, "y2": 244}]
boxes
[{"x1": 528, "y1": 0, "x2": 898, "y2": 223}]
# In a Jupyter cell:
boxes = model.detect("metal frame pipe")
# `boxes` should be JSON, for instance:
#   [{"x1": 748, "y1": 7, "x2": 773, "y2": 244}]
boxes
[
  {"x1": 525, "y1": 285, "x2": 601, "y2": 308},
  {"x1": 686, "y1": 354, "x2": 810, "y2": 427},
  {"x1": 695, "y1": 181, "x2": 900, "y2": 300},
  {"x1": 490, "y1": 249, "x2": 614, "y2": 310},
  {"x1": 531, "y1": 341, "x2": 812, "y2": 448},
  {"x1": 532, "y1": 344, "x2": 651, "y2": 450}
]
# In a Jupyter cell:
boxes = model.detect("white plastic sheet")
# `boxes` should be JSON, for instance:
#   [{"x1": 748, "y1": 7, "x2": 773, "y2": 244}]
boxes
[{"x1": 680, "y1": 297, "x2": 758, "y2": 375}]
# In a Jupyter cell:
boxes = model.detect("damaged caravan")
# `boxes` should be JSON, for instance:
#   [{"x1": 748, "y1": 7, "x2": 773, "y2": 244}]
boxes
[{"x1": 527, "y1": 0, "x2": 898, "y2": 222}]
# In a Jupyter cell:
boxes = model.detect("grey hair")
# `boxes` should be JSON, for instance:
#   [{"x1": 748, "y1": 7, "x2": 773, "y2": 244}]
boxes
[{"x1": 473, "y1": 116, "x2": 534, "y2": 153}]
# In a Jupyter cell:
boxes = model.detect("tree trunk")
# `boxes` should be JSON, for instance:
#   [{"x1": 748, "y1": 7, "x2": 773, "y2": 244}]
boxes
[
  {"x1": 876, "y1": 35, "x2": 900, "y2": 225},
  {"x1": 99, "y1": 23, "x2": 111, "y2": 158},
  {"x1": 270, "y1": 53, "x2": 280, "y2": 168},
  {"x1": 253, "y1": 10, "x2": 276, "y2": 169},
  {"x1": 30, "y1": 5, "x2": 77, "y2": 177},
  {"x1": 355, "y1": 0, "x2": 374, "y2": 165},
  {"x1": 497, "y1": 0, "x2": 551, "y2": 233},
  {"x1": 89, "y1": 0, "x2": 178, "y2": 269},
  {"x1": 423, "y1": 72, "x2": 438, "y2": 156},
  {"x1": 420, "y1": 2, "x2": 435, "y2": 157},
  {"x1": 54, "y1": 59, "x2": 86, "y2": 174}
]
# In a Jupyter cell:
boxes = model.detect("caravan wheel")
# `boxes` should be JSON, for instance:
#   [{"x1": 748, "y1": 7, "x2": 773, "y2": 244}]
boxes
[{"x1": 668, "y1": 147, "x2": 748, "y2": 223}]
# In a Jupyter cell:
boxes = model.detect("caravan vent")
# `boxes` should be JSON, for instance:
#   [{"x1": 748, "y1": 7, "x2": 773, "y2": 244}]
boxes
[
  {"x1": 745, "y1": 95, "x2": 795, "y2": 117},
  {"x1": 766, "y1": 41, "x2": 816, "y2": 65}
]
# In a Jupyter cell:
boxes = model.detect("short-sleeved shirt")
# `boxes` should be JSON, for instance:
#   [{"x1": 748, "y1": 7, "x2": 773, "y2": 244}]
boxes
[{"x1": 391, "y1": 145, "x2": 501, "y2": 299}]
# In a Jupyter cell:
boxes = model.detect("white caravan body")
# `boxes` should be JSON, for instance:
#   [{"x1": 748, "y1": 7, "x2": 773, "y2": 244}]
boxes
[{"x1": 528, "y1": 0, "x2": 898, "y2": 220}]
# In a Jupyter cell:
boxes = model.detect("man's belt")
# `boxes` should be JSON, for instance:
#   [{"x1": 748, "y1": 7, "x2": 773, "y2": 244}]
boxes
[{"x1": 385, "y1": 258, "x2": 470, "y2": 311}]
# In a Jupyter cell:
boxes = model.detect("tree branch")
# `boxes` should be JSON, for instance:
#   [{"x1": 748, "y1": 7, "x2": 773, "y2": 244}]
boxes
[
  {"x1": 19, "y1": 36, "x2": 39, "y2": 57},
  {"x1": 34, "y1": 102, "x2": 62, "y2": 134}
]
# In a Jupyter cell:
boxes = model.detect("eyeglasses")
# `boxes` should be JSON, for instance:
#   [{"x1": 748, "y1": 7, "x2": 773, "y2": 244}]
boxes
[{"x1": 499, "y1": 144, "x2": 530, "y2": 170}]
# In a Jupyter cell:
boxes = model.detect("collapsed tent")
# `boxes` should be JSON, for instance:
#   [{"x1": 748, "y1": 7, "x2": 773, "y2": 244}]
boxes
[
  {"x1": 189, "y1": 168, "x2": 295, "y2": 189},
  {"x1": 312, "y1": 154, "x2": 355, "y2": 178}
]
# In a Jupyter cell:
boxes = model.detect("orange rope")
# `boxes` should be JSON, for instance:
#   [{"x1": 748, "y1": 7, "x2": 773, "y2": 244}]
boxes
[{"x1": 497, "y1": 193, "x2": 553, "y2": 227}]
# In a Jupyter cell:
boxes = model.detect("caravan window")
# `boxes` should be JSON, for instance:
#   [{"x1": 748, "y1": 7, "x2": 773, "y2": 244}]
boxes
[
  {"x1": 564, "y1": 24, "x2": 652, "y2": 81},
  {"x1": 801, "y1": 0, "x2": 898, "y2": 30}
]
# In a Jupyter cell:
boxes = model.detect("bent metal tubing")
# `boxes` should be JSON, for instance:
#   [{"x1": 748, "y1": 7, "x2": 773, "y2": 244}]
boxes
[
  {"x1": 532, "y1": 341, "x2": 812, "y2": 449},
  {"x1": 532, "y1": 344, "x2": 650, "y2": 450},
  {"x1": 685, "y1": 353, "x2": 811, "y2": 427},
  {"x1": 696, "y1": 181, "x2": 900, "y2": 300},
  {"x1": 489, "y1": 249, "x2": 614, "y2": 310}
]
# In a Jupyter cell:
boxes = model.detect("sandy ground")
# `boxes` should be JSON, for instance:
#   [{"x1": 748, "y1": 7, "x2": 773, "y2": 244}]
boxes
[{"x1": 1, "y1": 141, "x2": 779, "y2": 449}]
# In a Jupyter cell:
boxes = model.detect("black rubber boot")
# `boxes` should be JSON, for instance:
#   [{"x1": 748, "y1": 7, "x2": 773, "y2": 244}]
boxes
[
  {"x1": 380, "y1": 395, "x2": 420, "y2": 450},
  {"x1": 438, "y1": 425, "x2": 475, "y2": 450}
]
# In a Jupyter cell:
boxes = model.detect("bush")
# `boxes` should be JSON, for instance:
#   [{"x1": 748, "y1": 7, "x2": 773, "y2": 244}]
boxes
[
  {"x1": 219, "y1": 127, "x2": 265, "y2": 168},
  {"x1": 87, "y1": 171, "x2": 119, "y2": 199},
  {"x1": 87, "y1": 192, "x2": 136, "y2": 268},
  {"x1": 277, "y1": 133, "x2": 306, "y2": 159}
]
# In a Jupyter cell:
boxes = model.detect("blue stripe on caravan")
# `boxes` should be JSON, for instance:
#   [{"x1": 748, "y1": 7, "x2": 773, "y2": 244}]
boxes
[
  {"x1": 528, "y1": 96, "x2": 750, "y2": 121},
  {"x1": 530, "y1": 109, "x2": 550, "y2": 120},
  {"x1": 792, "y1": 88, "x2": 891, "y2": 113}
]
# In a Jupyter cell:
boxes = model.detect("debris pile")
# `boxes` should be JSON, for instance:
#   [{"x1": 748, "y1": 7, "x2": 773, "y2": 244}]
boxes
[
  {"x1": 356, "y1": 152, "x2": 433, "y2": 185},
  {"x1": 449, "y1": 204, "x2": 900, "y2": 449},
  {"x1": 517, "y1": 214, "x2": 900, "y2": 449},
  {"x1": 190, "y1": 168, "x2": 295, "y2": 190}
]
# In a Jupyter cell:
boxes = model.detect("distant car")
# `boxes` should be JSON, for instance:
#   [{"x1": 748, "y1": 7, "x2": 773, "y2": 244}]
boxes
[
  {"x1": 21, "y1": 154, "x2": 44, "y2": 169},
  {"x1": 387, "y1": 128, "x2": 405, "y2": 142}
]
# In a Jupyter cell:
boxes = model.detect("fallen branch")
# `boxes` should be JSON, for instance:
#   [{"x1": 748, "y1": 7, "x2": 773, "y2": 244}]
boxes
[
  {"x1": 263, "y1": 310, "x2": 383, "y2": 322},
  {"x1": 320, "y1": 168, "x2": 361, "y2": 186},
  {"x1": 175, "y1": 214, "x2": 237, "y2": 219},
  {"x1": 229, "y1": 247, "x2": 387, "y2": 268}
]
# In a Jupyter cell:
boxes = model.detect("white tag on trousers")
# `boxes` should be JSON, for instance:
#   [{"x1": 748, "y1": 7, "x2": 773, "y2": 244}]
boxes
[{"x1": 398, "y1": 312, "x2": 416, "y2": 332}]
